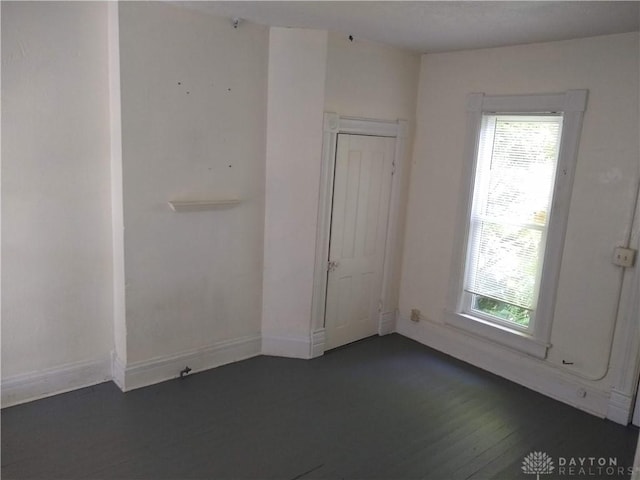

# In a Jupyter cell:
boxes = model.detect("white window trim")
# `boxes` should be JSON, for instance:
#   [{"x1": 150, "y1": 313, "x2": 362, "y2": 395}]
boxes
[{"x1": 445, "y1": 90, "x2": 588, "y2": 359}]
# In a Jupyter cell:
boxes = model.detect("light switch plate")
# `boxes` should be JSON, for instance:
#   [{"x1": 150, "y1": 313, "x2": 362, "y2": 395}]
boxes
[{"x1": 613, "y1": 247, "x2": 636, "y2": 268}]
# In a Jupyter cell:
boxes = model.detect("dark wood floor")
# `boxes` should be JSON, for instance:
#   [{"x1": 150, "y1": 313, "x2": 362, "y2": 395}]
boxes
[{"x1": 2, "y1": 334, "x2": 637, "y2": 479}]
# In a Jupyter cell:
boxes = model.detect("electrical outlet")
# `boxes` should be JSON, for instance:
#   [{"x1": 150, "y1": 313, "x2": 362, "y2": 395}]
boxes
[
  {"x1": 613, "y1": 247, "x2": 636, "y2": 268},
  {"x1": 410, "y1": 309, "x2": 421, "y2": 322}
]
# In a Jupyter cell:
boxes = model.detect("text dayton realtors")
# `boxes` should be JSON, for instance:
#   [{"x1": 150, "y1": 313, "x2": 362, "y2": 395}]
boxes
[{"x1": 557, "y1": 456, "x2": 631, "y2": 476}]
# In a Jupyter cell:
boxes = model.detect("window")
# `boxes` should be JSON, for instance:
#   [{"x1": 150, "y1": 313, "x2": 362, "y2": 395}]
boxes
[
  {"x1": 447, "y1": 91, "x2": 587, "y2": 358},
  {"x1": 463, "y1": 114, "x2": 562, "y2": 330}
]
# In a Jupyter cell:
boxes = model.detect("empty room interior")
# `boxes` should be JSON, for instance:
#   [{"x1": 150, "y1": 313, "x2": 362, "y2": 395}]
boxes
[{"x1": 2, "y1": 1, "x2": 640, "y2": 479}]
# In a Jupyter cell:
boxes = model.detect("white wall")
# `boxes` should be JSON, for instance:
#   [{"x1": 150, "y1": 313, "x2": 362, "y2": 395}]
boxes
[
  {"x1": 262, "y1": 28, "x2": 328, "y2": 357},
  {"x1": 6, "y1": 2, "x2": 636, "y2": 423},
  {"x1": 325, "y1": 32, "x2": 420, "y2": 122},
  {"x1": 399, "y1": 33, "x2": 639, "y2": 416},
  {"x1": 325, "y1": 32, "x2": 420, "y2": 313},
  {"x1": 118, "y1": 3, "x2": 268, "y2": 366},
  {"x1": 1, "y1": 2, "x2": 113, "y2": 393},
  {"x1": 1, "y1": 3, "x2": 421, "y2": 399}
]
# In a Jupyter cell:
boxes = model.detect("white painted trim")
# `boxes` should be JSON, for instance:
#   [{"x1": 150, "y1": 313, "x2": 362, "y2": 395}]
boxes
[
  {"x1": 337, "y1": 116, "x2": 401, "y2": 137},
  {"x1": 446, "y1": 90, "x2": 588, "y2": 358},
  {"x1": 111, "y1": 352, "x2": 126, "y2": 391},
  {"x1": 311, "y1": 328, "x2": 326, "y2": 358},
  {"x1": 378, "y1": 311, "x2": 396, "y2": 336},
  {"x1": 1, "y1": 356, "x2": 112, "y2": 408},
  {"x1": 167, "y1": 199, "x2": 240, "y2": 212},
  {"x1": 608, "y1": 389, "x2": 635, "y2": 425},
  {"x1": 261, "y1": 334, "x2": 312, "y2": 359},
  {"x1": 446, "y1": 94, "x2": 484, "y2": 318},
  {"x1": 311, "y1": 113, "x2": 408, "y2": 353},
  {"x1": 121, "y1": 335, "x2": 261, "y2": 391},
  {"x1": 534, "y1": 90, "x2": 587, "y2": 348},
  {"x1": 310, "y1": 113, "x2": 339, "y2": 339},
  {"x1": 380, "y1": 119, "x2": 409, "y2": 321},
  {"x1": 397, "y1": 317, "x2": 611, "y2": 418},
  {"x1": 609, "y1": 181, "x2": 640, "y2": 424},
  {"x1": 446, "y1": 311, "x2": 549, "y2": 359},
  {"x1": 473, "y1": 91, "x2": 587, "y2": 114},
  {"x1": 108, "y1": 1, "x2": 127, "y2": 366}
]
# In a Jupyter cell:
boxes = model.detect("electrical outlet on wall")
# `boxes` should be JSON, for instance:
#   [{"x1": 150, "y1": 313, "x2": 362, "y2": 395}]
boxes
[
  {"x1": 613, "y1": 247, "x2": 636, "y2": 268},
  {"x1": 410, "y1": 309, "x2": 421, "y2": 322}
]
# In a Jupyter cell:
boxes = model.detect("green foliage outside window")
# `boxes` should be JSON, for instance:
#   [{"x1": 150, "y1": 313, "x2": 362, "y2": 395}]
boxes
[
  {"x1": 474, "y1": 295, "x2": 531, "y2": 326},
  {"x1": 467, "y1": 117, "x2": 561, "y2": 329}
]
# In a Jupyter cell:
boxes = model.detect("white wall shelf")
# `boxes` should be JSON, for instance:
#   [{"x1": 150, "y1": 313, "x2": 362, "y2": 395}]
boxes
[{"x1": 168, "y1": 199, "x2": 240, "y2": 212}]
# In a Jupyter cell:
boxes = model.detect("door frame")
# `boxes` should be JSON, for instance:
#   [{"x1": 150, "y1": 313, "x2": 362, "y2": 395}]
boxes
[{"x1": 310, "y1": 113, "x2": 409, "y2": 357}]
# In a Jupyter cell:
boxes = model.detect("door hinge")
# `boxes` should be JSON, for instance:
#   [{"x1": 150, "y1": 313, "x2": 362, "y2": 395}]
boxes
[
  {"x1": 378, "y1": 299, "x2": 383, "y2": 313},
  {"x1": 391, "y1": 161, "x2": 396, "y2": 175},
  {"x1": 327, "y1": 260, "x2": 339, "y2": 272}
]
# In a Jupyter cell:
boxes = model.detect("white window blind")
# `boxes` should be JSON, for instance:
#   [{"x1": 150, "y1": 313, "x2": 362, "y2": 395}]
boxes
[{"x1": 464, "y1": 114, "x2": 563, "y2": 313}]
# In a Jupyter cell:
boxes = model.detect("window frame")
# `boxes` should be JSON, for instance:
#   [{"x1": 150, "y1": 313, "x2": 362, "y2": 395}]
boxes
[
  {"x1": 463, "y1": 113, "x2": 563, "y2": 333},
  {"x1": 446, "y1": 91, "x2": 588, "y2": 359}
]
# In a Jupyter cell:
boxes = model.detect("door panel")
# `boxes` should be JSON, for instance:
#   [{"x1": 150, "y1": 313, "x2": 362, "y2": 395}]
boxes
[{"x1": 324, "y1": 134, "x2": 395, "y2": 350}]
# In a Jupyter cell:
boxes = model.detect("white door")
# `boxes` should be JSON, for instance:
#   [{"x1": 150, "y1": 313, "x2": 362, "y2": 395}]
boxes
[{"x1": 324, "y1": 134, "x2": 396, "y2": 350}]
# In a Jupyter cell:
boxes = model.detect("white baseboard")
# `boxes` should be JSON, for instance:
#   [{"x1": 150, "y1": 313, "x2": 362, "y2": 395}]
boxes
[
  {"x1": 7, "y1": 324, "x2": 622, "y2": 424},
  {"x1": 1, "y1": 356, "x2": 112, "y2": 408},
  {"x1": 262, "y1": 333, "x2": 312, "y2": 359},
  {"x1": 119, "y1": 335, "x2": 261, "y2": 392},
  {"x1": 397, "y1": 316, "x2": 611, "y2": 419},
  {"x1": 379, "y1": 310, "x2": 397, "y2": 336},
  {"x1": 111, "y1": 352, "x2": 126, "y2": 391},
  {"x1": 311, "y1": 328, "x2": 326, "y2": 358},
  {"x1": 608, "y1": 389, "x2": 635, "y2": 425}
]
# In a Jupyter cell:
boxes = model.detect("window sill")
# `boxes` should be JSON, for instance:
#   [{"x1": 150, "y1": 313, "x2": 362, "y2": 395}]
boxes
[{"x1": 444, "y1": 310, "x2": 550, "y2": 359}]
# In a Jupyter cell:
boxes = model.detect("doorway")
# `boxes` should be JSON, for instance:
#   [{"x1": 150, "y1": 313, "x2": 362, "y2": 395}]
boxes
[
  {"x1": 324, "y1": 134, "x2": 396, "y2": 350},
  {"x1": 310, "y1": 114, "x2": 408, "y2": 356}
]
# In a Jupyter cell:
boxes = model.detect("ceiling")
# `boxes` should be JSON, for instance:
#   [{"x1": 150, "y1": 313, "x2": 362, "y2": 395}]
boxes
[{"x1": 176, "y1": 1, "x2": 640, "y2": 53}]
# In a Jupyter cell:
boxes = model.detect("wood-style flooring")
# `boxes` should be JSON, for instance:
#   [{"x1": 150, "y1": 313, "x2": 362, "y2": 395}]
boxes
[{"x1": 2, "y1": 334, "x2": 637, "y2": 479}]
